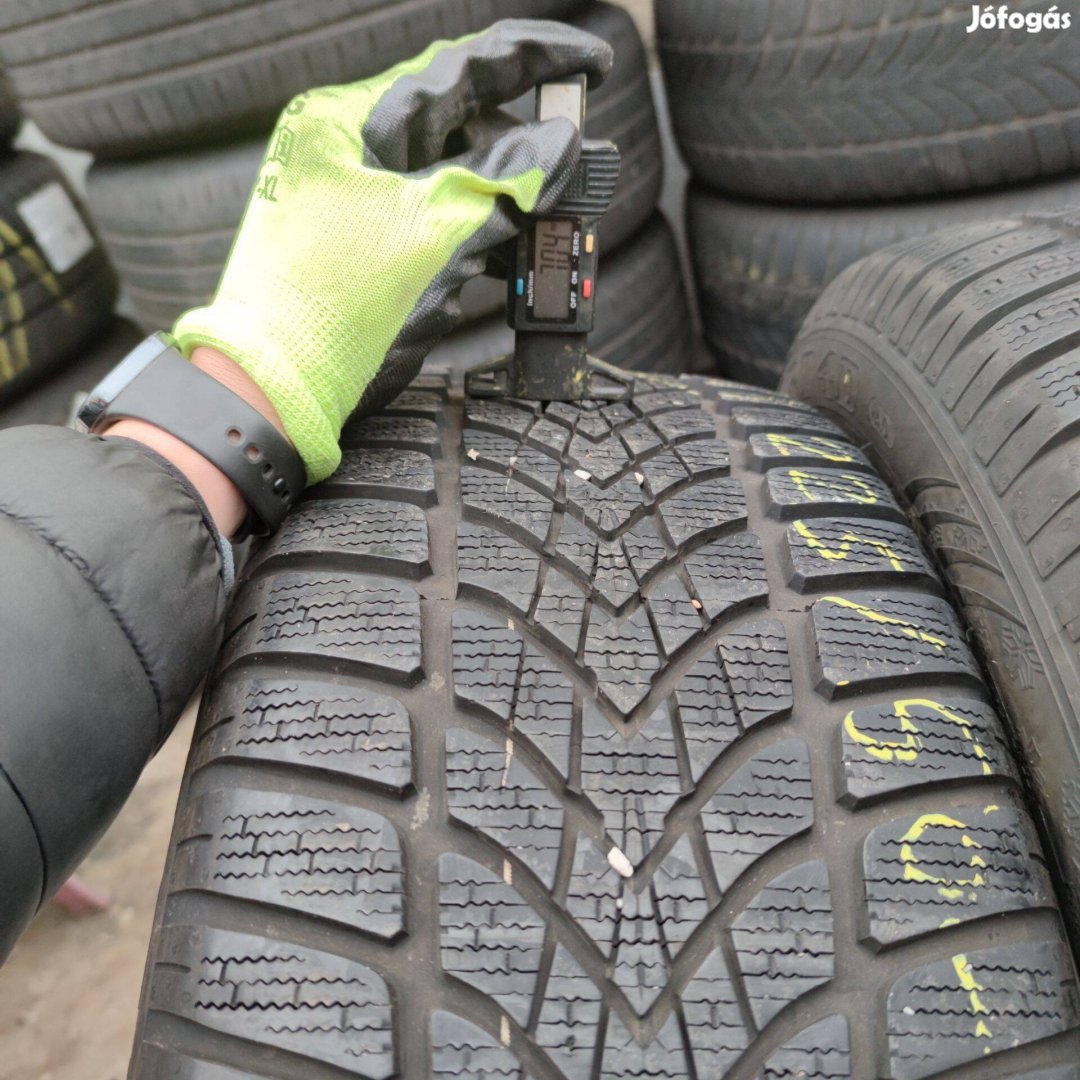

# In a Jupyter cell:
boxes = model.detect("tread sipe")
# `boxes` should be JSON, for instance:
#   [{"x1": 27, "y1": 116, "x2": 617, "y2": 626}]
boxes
[
  {"x1": 657, "y1": 0, "x2": 1080, "y2": 202},
  {"x1": 130, "y1": 370, "x2": 1080, "y2": 1077},
  {"x1": 783, "y1": 208, "x2": 1080, "y2": 954}
]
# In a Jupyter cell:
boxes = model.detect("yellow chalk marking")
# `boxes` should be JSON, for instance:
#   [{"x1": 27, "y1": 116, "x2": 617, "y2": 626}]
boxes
[
  {"x1": 899, "y1": 814, "x2": 988, "y2": 903},
  {"x1": 0, "y1": 215, "x2": 74, "y2": 315},
  {"x1": 789, "y1": 468, "x2": 879, "y2": 504},
  {"x1": 822, "y1": 596, "x2": 946, "y2": 649},
  {"x1": 845, "y1": 699, "x2": 992, "y2": 775},
  {"x1": 766, "y1": 433, "x2": 856, "y2": 463},
  {"x1": 952, "y1": 954, "x2": 992, "y2": 1044},
  {"x1": 794, "y1": 519, "x2": 905, "y2": 571}
]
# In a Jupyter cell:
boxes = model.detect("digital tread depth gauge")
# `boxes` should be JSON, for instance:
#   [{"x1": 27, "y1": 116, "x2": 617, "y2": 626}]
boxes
[{"x1": 465, "y1": 76, "x2": 630, "y2": 401}]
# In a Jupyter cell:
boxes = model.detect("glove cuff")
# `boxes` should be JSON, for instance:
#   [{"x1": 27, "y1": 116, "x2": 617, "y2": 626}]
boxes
[{"x1": 173, "y1": 305, "x2": 342, "y2": 485}]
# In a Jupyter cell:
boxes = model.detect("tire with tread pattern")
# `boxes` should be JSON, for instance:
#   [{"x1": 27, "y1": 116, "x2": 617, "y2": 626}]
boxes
[
  {"x1": 83, "y1": 0, "x2": 661, "y2": 333},
  {"x1": 657, "y1": 0, "x2": 1080, "y2": 202},
  {"x1": 688, "y1": 174, "x2": 1080, "y2": 388},
  {"x1": 783, "y1": 207, "x2": 1080, "y2": 954},
  {"x1": 130, "y1": 366, "x2": 1080, "y2": 1078},
  {"x1": 0, "y1": 151, "x2": 116, "y2": 406},
  {"x1": 0, "y1": 0, "x2": 588, "y2": 158}
]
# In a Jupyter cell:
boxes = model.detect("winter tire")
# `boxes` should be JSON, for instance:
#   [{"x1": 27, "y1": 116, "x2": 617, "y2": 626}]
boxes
[
  {"x1": 0, "y1": 0, "x2": 589, "y2": 158},
  {"x1": 657, "y1": 0, "x2": 1080, "y2": 202},
  {"x1": 688, "y1": 175, "x2": 1080, "y2": 387},
  {"x1": 784, "y1": 207, "x2": 1080, "y2": 950},
  {"x1": 0, "y1": 151, "x2": 116, "y2": 406},
  {"x1": 129, "y1": 366, "x2": 1080, "y2": 1078}
]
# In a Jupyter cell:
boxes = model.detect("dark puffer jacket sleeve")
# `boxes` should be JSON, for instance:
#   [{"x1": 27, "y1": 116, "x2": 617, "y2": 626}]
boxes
[{"x1": 0, "y1": 426, "x2": 227, "y2": 960}]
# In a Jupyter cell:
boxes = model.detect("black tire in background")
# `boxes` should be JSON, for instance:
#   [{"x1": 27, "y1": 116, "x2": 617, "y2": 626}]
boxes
[
  {"x1": 129, "y1": 368, "x2": 1080, "y2": 1077},
  {"x1": 0, "y1": 71, "x2": 20, "y2": 146},
  {"x1": 657, "y1": 0, "x2": 1080, "y2": 203},
  {"x1": 84, "y1": 0, "x2": 661, "y2": 334},
  {"x1": 427, "y1": 213, "x2": 693, "y2": 375},
  {"x1": 0, "y1": 317, "x2": 141, "y2": 430},
  {"x1": 0, "y1": 151, "x2": 117, "y2": 406},
  {"x1": 0, "y1": 0, "x2": 589, "y2": 158},
  {"x1": 688, "y1": 174, "x2": 1080, "y2": 388},
  {"x1": 783, "y1": 209, "x2": 1080, "y2": 951}
]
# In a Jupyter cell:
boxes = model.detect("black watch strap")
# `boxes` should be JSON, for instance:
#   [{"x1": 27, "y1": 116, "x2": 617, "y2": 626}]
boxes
[{"x1": 79, "y1": 337, "x2": 305, "y2": 535}]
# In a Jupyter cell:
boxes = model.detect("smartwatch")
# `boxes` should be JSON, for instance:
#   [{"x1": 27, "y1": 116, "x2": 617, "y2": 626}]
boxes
[{"x1": 77, "y1": 333, "x2": 305, "y2": 536}]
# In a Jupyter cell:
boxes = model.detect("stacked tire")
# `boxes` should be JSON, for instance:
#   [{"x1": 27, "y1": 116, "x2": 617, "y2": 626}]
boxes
[
  {"x1": 0, "y1": 0, "x2": 693, "y2": 375},
  {"x1": 658, "y1": 0, "x2": 1080, "y2": 386},
  {"x1": 0, "y1": 73, "x2": 116, "y2": 405}
]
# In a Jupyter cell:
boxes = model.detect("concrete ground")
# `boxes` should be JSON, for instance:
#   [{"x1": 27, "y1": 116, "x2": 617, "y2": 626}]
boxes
[
  {"x1": 0, "y1": 3, "x2": 666, "y2": 1077},
  {"x1": 0, "y1": 705, "x2": 195, "y2": 1080}
]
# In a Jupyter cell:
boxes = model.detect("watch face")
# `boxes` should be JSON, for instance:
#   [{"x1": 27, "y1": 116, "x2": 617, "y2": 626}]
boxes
[{"x1": 76, "y1": 333, "x2": 174, "y2": 432}]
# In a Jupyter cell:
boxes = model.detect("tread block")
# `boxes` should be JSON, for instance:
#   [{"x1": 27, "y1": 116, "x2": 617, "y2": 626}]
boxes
[
  {"x1": 732, "y1": 861, "x2": 834, "y2": 1028},
  {"x1": 458, "y1": 521, "x2": 540, "y2": 616},
  {"x1": 149, "y1": 926, "x2": 394, "y2": 1077},
  {"x1": 452, "y1": 609, "x2": 525, "y2": 721},
  {"x1": 565, "y1": 837, "x2": 621, "y2": 957},
  {"x1": 683, "y1": 948, "x2": 750, "y2": 1077},
  {"x1": 652, "y1": 835, "x2": 710, "y2": 957},
  {"x1": 674, "y1": 619, "x2": 793, "y2": 782},
  {"x1": 659, "y1": 475, "x2": 746, "y2": 548},
  {"x1": 684, "y1": 531, "x2": 769, "y2": 619},
  {"x1": 431, "y1": 1012, "x2": 534, "y2": 1080},
  {"x1": 581, "y1": 703, "x2": 683, "y2": 861},
  {"x1": 384, "y1": 389, "x2": 445, "y2": 418},
  {"x1": 191, "y1": 678, "x2": 413, "y2": 792},
  {"x1": 446, "y1": 728, "x2": 564, "y2": 889},
  {"x1": 452, "y1": 611, "x2": 573, "y2": 778},
  {"x1": 534, "y1": 944, "x2": 602, "y2": 1080},
  {"x1": 840, "y1": 697, "x2": 1015, "y2": 805},
  {"x1": 316, "y1": 447, "x2": 435, "y2": 506},
  {"x1": 219, "y1": 572, "x2": 423, "y2": 682},
  {"x1": 885, "y1": 941, "x2": 1080, "y2": 1079},
  {"x1": 465, "y1": 398, "x2": 538, "y2": 441},
  {"x1": 759, "y1": 1014, "x2": 851, "y2": 1080},
  {"x1": 584, "y1": 603, "x2": 662, "y2": 715},
  {"x1": 672, "y1": 437, "x2": 732, "y2": 480},
  {"x1": 602, "y1": 1012, "x2": 689, "y2": 1079},
  {"x1": 567, "y1": 429, "x2": 630, "y2": 484},
  {"x1": 533, "y1": 567, "x2": 588, "y2": 652},
  {"x1": 341, "y1": 414, "x2": 442, "y2": 455},
  {"x1": 463, "y1": 428, "x2": 560, "y2": 496},
  {"x1": 641, "y1": 448, "x2": 691, "y2": 502},
  {"x1": 730, "y1": 406, "x2": 846, "y2": 439},
  {"x1": 171, "y1": 790, "x2": 404, "y2": 937},
  {"x1": 247, "y1": 498, "x2": 430, "y2": 578},
  {"x1": 702, "y1": 739, "x2": 814, "y2": 893},
  {"x1": 645, "y1": 573, "x2": 704, "y2": 657},
  {"x1": 439, "y1": 854, "x2": 545, "y2": 1026},
  {"x1": 566, "y1": 472, "x2": 646, "y2": 539},
  {"x1": 863, "y1": 803, "x2": 1054, "y2": 948},
  {"x1": 767, "y1": 466, "x2": 901, "y2": 521},
  {"x1": 812, "y1": 592, "x2": 978, "y2": 697},
  {"x1": 749, "y1": 431, "x2": 869, "y2": 473},
  {"x1": 612, "y1": 884, "x2": 669, "y2": 1012},
  {"x1": 787, "y1": 517, "x2": 934, "y2": 591},
  {"x1": 462, "y1": 466, "x2": 553, "y2": 543}
]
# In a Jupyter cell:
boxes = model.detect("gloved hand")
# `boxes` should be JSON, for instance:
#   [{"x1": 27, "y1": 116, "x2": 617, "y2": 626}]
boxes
[{"x1": 173, "y1": 20, "x2": 613, "y2": 483}]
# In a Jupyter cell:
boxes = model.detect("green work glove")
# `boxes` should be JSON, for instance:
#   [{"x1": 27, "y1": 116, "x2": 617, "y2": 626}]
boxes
[{"x1": 173, "y1": 20, "x2": 613, "y2": 483}]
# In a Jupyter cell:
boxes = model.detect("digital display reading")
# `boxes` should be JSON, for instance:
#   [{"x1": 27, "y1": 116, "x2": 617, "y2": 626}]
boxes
[{"x1": 533, "y1": 218, "x2": 574, "y2": 320}]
